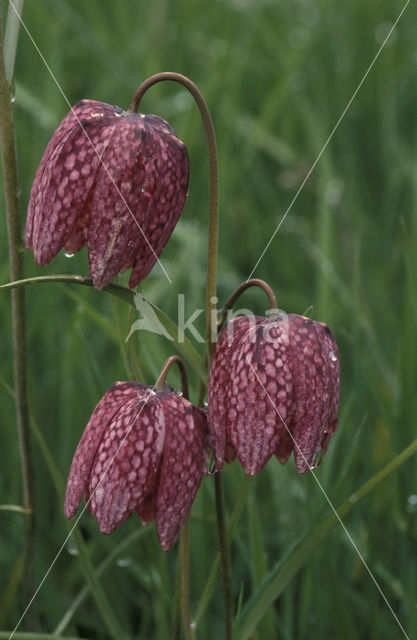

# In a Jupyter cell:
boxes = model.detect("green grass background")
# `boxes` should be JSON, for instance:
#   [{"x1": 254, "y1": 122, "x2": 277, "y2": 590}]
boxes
[{"x1": 1, "y1": 0, "x2": 417, "y2": 638}]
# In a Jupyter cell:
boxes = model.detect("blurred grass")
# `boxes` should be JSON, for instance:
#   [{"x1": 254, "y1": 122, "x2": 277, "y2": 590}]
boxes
[{"x1": 1, "y1": 0, "x2": 417, "y2": 638}]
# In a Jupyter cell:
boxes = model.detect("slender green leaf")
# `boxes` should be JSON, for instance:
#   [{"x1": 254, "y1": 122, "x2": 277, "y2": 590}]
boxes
[
  {"x1": 127, "y1": 292, "x2": 208, "y2": 384},
  {"x1": 236, "y1": 438, "x2": 417, "y2": 640},
  {"x1": 0, "y1": 634, "x2": 89, "y2": 640},
  {"x1": 3, "y1": 0, "x2": 24, "y2": 84},
  {"x1": 53, "y1": 527, "x2": 151, "y2": 635},
  {"x1": 0, "y1": 504, "x2": 31, "y2": 514},
  {"x1": 29, "y1": 416, "x2": 129, "y2": 640},
  {"x1": 0, "y1": 275, "x2": 208, "y2": 384}
]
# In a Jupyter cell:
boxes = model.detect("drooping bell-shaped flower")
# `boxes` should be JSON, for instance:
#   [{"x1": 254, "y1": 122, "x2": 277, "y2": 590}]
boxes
[
  {"x1": 26, "y1": 99, "x2": 189, "y2": 289},
  {"x1": 65, "y1": 381, "x2": 208, "y2": 550},
  {"x1": 207, "y1": 312, "x2": 340, "y2": 475}
]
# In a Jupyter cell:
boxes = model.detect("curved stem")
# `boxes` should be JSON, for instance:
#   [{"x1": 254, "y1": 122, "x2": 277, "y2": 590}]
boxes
[
  {"x1": 131, "y1": 74, "x2": 231, "y2": 640},
  {"x1": 155, "y1": 355, "x2": 189, "y2": 399},
  {"x1": 0, "y1": 11, "x2": 35, "y2": 624},
  {"x1": 217, "y1": 279, "x2": 278, "y2": 332},
  {"x1": 130, "y1": 72, "x2": 219, "y2": 365}
]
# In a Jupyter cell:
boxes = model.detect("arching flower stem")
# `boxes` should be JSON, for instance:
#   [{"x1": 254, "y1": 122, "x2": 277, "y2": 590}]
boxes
[
  {"x1": 130, "y1": 72, "x2": 219, "y2": 364},
  {"x1": 217, "y1": 278, "x2": 278, "y2": 332},
  {"x1": 131, "y1": 73, "x2": 233, "y2": 639},
  {"x1": 155, "y1": 355, "x2": 189, "y2": 399}
]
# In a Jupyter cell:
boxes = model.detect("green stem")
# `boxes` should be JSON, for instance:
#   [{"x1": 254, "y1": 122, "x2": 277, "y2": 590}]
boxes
[
  {"x1": 155, "y1": 355, "x2": 191, "y2": 638},
  {"x1": 179, "y1": 516, "x2": 194, "y2": 640},
  {"x1": 214, "y1": 473, "x2": 234, "y2": 640},
  {"x1": 112, "y1": 295, "x2": 136, "y2": 380},
  {"x1": 155, "y1": 354, "x2": 189, "y2": 398},
  {"x1": 127, "y1": 305, "x2": 146, "y2": 383},
  {"x1": 194, "y1": 475, "x2": 251, "y2": 627},
  {"x1": 0, "y1": 7, "x2": 35, "y2": 624},
  {"x1": 131, "y1": 73, "x2": 231, "y2": 639},
  {"x1": 217, "y1": 279, "x2": 279, "y2": 332},
  {"x1": 129, "y1": 72, "x2": 219, "y2": 364}
]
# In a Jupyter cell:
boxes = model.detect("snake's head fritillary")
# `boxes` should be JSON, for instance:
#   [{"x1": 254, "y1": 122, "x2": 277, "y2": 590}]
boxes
[
  {"x1": 64, "y1": 381, "x2": 208, "y2": 550},
  {"x1": 207, "y1": 313, "x2": 340, "y2": 475},
  {"x1": 26, "y1": 100, "x2": 189, "y2": 290}
]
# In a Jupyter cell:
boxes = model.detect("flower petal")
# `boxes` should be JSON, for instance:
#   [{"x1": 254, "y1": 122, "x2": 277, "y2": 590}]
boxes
[
  {"x1": 88, "y1": 389, "x2": 165, "y2": 534},
  {"x1": 128, "y1": 117, "x2": 189, "y2": 287},
  {"x1": 64, "y1": 381, "x2": 142, "y2": 518},
  {"x1": 32, "y1": 117, "x2": 118, "y2": 266},
  {"x1": 228, "y1": 316, "x2": 293, "y2": 475},
  {"x1": 289, "y1": 315, "x2": 333, "y2": 473},
  {"x1": 87, "y1": 114, "x2": 150, "y2": 289},
  {"x1": 27, "y1": 100, "x2": 117, "y2": 257},
  {"x1": 207, "y1": 315, "x2": 254, "y2": 470},
  {"x1": 156, "y1": 396, "x2": 207, "y2": 550}
]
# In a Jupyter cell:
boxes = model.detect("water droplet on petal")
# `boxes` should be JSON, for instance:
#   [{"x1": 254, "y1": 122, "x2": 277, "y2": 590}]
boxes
[
  {"x1": 64, "y1": 251, "x2": 74, "y2": 258},
  {"x1": 329, "y1": 351, "x2": 337, "y2": 362},
  {"x1": 172, "y1": 388, "x2": 183, "y2": 397},
  {"x1": 140, "y1": 185, "x2": 151, "y2": 199}
]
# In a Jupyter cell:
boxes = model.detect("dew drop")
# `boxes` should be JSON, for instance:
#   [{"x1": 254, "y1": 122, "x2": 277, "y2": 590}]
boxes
[
  {"x1": 116, "y1": 557, "x2": 132, "y2": 568},
  {"x1": 64, "y1": 251, "x2": 75, "y2": 258},
  {"x1": 11, "y1": 95, "x2": 16, "y2": 104},
  {"x1": 140, "y1": 185, "x2": 151, "y2": 199},
  {"x1": 172, "y1": 388, "x2": 183, "y2": 397},
  {"x1": 406, "y1": 494, "x2": 417, "y2": 514},
  {"x1": 329, "y1": 351, "x2": 337, "y2": 362},
  {"x1": 66, "y1": 539, "x2": 79, "y2": 556}
]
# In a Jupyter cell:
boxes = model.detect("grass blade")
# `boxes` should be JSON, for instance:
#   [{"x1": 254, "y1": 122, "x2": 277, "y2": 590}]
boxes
[
  {"x1": 0, "y1": 275, "x2": 207, "y2": 384},
  {"x1": 3, "y1": 0, "x2": 24, "y2": 84},
  {"x1": 236, "y1": 438, "x2": 417, "y2": 640}
]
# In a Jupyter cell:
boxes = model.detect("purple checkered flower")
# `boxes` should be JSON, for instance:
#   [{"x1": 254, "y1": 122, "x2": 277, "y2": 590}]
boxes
[
  {"x1": 65, "y1": 381, "x2": 208, "y2": 550},
  {"x1": 207, "y1": 313, "x2": 340, "y2": 475},
  {"x1": 26, "y1": 99, "x2": 189, "y2": 289}
]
